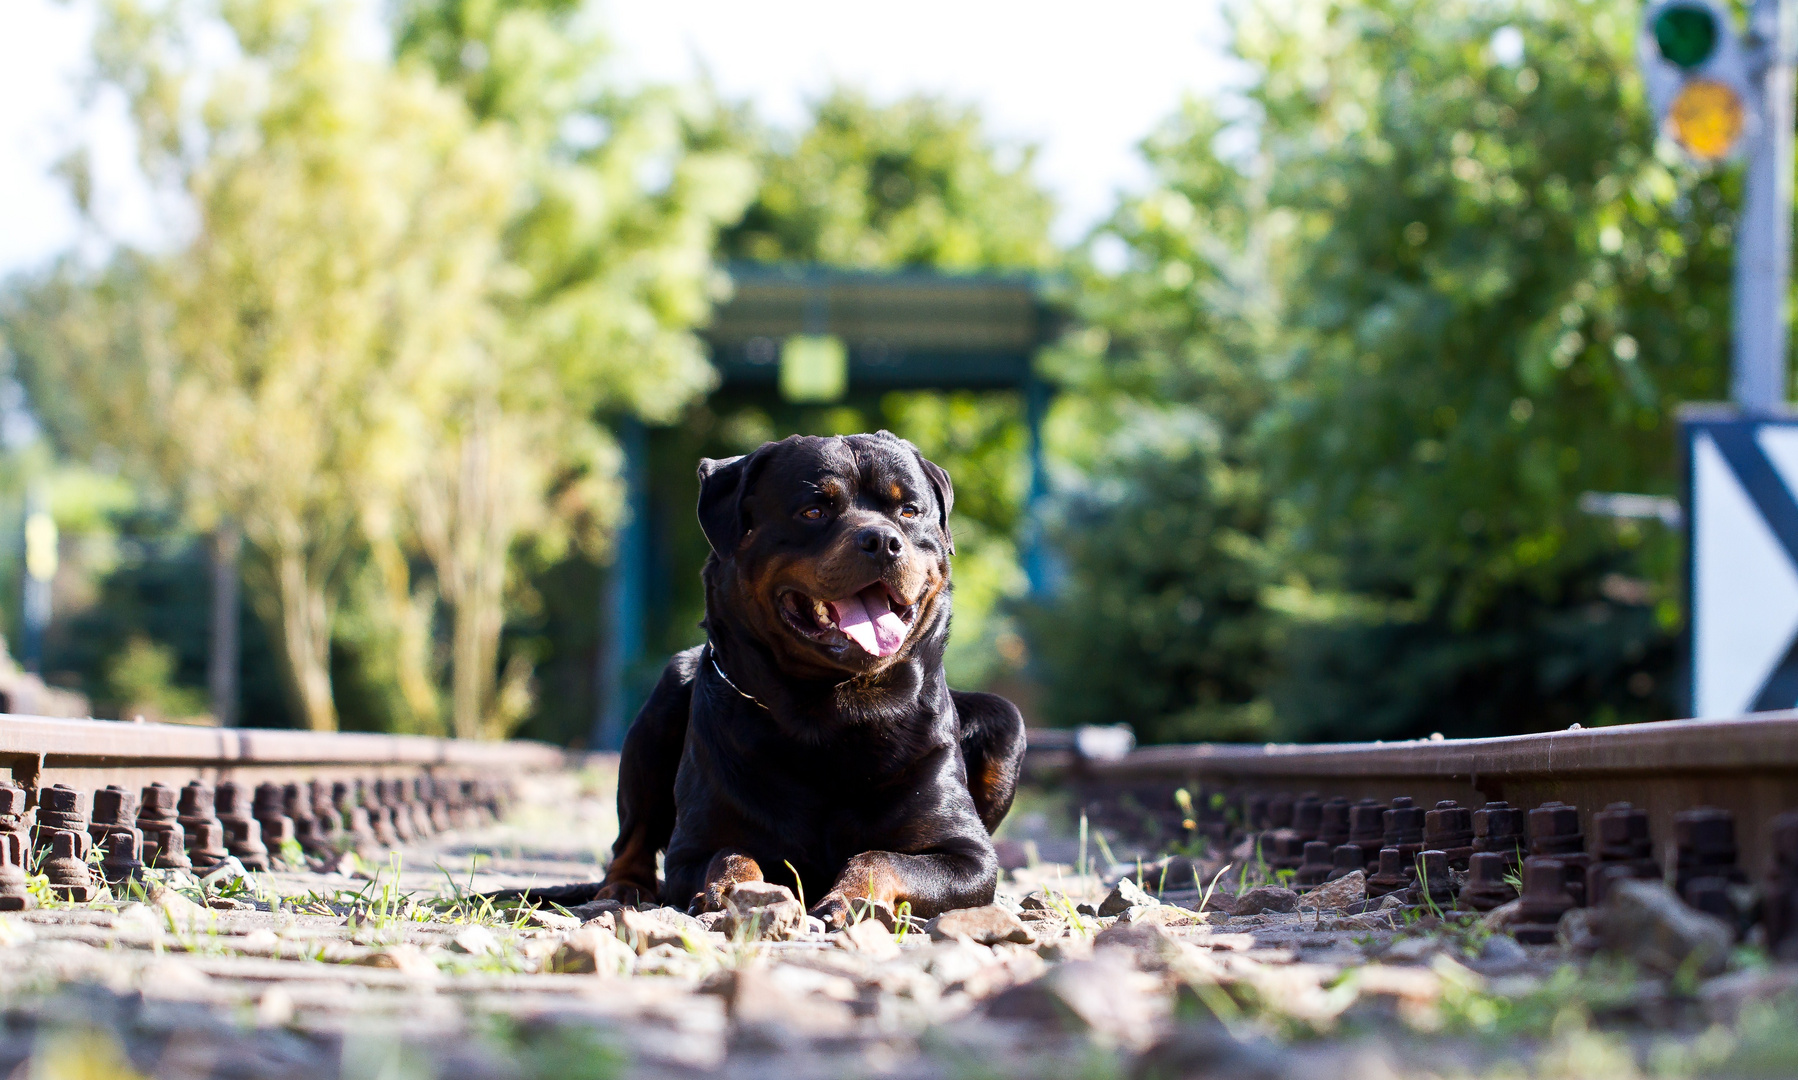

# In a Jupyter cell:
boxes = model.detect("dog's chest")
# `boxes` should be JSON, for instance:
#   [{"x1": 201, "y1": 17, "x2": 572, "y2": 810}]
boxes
[{"x1": 678, "y1": 704, "x2": 950, "y2": 850}]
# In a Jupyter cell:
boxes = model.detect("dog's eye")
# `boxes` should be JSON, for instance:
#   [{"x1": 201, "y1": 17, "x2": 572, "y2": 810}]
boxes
[
  {"x1": 799, "y1": 506, "x2": 826, "y2": 521},
  {"x1": 899, "y1": 505, "x2": 919, "y2": 519}
]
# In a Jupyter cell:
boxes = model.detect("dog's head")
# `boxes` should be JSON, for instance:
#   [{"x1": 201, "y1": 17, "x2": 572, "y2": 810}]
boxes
[{"x1": 697, "y1": 432, "x2": 954, "y2": 680}]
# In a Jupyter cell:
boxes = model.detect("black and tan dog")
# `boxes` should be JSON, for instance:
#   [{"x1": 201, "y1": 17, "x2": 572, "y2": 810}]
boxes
[{"x1": 557, "y1": 432, "x2": 1025, "y2": 929}]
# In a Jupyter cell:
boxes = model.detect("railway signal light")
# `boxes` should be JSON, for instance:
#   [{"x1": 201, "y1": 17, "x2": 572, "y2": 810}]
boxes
[{"x1": 1638, "y1": 0, "x2": 1759, "y2": 160}]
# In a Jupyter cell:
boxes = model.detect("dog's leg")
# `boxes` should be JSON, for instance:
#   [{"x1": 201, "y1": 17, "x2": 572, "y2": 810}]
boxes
[
  {"x1": 951, "y1": 691, "x2": 1026, "y2": 833},
  {"x1": 689, "y1": 849, "x2": 765, "y2": 915},
  {"x1": 594, "y1": 652, "x2": 698, "y2": 906},
  {"x1": 810, "y1": 842, "x2": 997, "y2": 931}
]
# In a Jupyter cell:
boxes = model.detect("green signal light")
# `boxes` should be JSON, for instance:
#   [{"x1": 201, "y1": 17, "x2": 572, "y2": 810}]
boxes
[{"x1": 1653, "y1": 4, "x2": 1719, "y2": 69}]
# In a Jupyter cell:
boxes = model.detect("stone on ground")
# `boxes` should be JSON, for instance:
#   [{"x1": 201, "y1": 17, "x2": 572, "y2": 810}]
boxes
[
  {"x1": 1300, "y1": 870, "x2": 1365, "y2": 911},
  {"x1": 926, "y1": 904, "x2": 1034, "y2": 945},
  {"x1": 1097, "y1": 876, "x2": 1157, "y2": 916},
  {"x1": 549, "y1": 927, "x2": 635, "y2": 975},
  {"x1": 1232, "y1": 885, "x2": 1299, "y2": 915},
  {"x1": 985, "y1": 956, "x2": 1168, "y2": 1045},
  {"x1": 617, "y1": 905, "x2": 706, "y2": 953},
  {"x1": 722, "y1": 881, "x2": 804, "y2": 941},
  {"x1": 836, "y1": 917, "x2": 900, "y2": 960},
  {"x1": 1593, "y1": 879, "x2": 1734, "y2": 978}
]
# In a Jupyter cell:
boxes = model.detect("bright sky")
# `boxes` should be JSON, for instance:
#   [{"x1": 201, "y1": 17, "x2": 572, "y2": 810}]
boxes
[{"x1": 0, "y1": 0, "x2": 1233, "y2": 276}]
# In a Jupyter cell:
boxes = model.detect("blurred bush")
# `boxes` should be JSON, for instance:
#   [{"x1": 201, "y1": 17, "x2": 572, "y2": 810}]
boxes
[{"x1": 1028, "y1": 0, "x2": 1731, "y2": 740}]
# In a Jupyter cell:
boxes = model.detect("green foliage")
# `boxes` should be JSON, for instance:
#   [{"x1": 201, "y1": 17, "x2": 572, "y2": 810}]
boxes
[
  {"x1": 721, "y1": 89, "x2": 1057, "y2": 271},
  {"x1": 5, "y1": 0, "x2": 751, "y2": 736},
  {"x1": 1026, "y1": 102, "x2": 1282, "y2": 741},
  {"x1": 631, "y1": 89, "x2": 1060, "y2": 701},
  {"x1": 1254, "y1": 0, "x2": 1723, "y2": 737},
  {"x1": 1034, "y1": 0, "x2": 1731, "y2": 740}
]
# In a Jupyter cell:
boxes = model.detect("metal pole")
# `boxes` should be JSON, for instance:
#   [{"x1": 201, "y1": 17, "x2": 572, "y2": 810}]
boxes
[
  {"x1": 1734, "y1": 0, "x2": 1797, "y2": 412},
  {"x1": 592, "y1": 418, "x2": 648, "y2": 751},
  {"x1": 209, "y1": 523, "x2": 241, "y2": 727},
  {"x1": 1022, "y1": 375, "x2": 1053, "y2": 597},
  {"x1": 20, "y1": 486, "x2": 54, "y2": 674}
]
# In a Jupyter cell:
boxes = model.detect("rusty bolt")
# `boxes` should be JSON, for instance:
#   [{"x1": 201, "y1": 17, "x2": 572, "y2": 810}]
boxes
[
  {"x1": 1675, "y1": 807, "x2": 1746, "y2": 895},
  {"x1": 1458, "y1": 851, "x2": 1518, "y2": 912},
  {"x1": 366, "y1": 779, "x2": 401, "y2": 846},
  {"x1": 1472, "y1": 801, "x2": 1527, "y2": 867},
  {"x1": 1382, "y1": 796, "x2": 1426, "y2": 863},
  {"x1": 1294, "y1": 841, "x2": 1335, "y2": 888},
  {"x1": 1243, "y1": 793, "x2": 1270, "y2": 834},
  {"x1": 91, "y1": 786, "x2": 137, "y2": 828},
  {"x1": 0, "y1": 783, "x2": 26, "y2": 817},
  {"x1": 1265, "y1": 792, "x2": 1294, "y2": 831},
  {"x1": 1593, "y1": 802, "x2": 1652, "y2": 861},
  {"x1": 35, "y1": 784, "x2": 89, "y2": 844},
  {"x1": 1764, "y1": 812, "x2": 1798, "y2": 959},
  {"x1": 99, "y1": 828, "x2": 144, "y2": 885},
  {"x1": 1587, "y1": 802, "x2": 1659, "y2": 906},
  {"x1": 1317, "y1": 797, "x2": 1351, "y2": 849},
  {"x1": 253, "y1": 782, "x2": 297, "y2": 852},
  {"x1": 1366, "y1": 846, "x2": 1416, "y2": 899},
  {"x1": 0, "y1": 833, "x2": 32, "y2": 911},
  {"x1": 1408, "y1": 850, "x2": 1456, "y2": 910},
  {"x1": 214, "y1": 782, "x2": 270, "y2": 871},
  {"x1": 311, "y1": 780, "x2": 342, "y2": 839},
  {"x1": 1527, "y1": 802, "x2": 1584, "y2": 856},
  {"x1": 1290, "y1": 794, "x2": 1323, "y2": 841},
  {"x1": 134, "y1": 784, "x2": 190, "y2": 872},
  {"x1": 1348, "y1": 798, "x2": 1386, "y2": 862},
  {"x1": 139, "y1": 783, "x2": 179, "y2": 823},
  {"x1": 1514, "y1": 857, "x2": 1575, "y2": 944},
  {"x1": 334, "y1": 781, "x2": 377, "y2": 848},
  {"x1": 283, "y1": 783, "x2": 327, "y2": 856},
  {"x1": 1326, "y1": 844, "x2": 1366, "y2": 881},
  {"x1": 177, "y1": 782, "x2": 231, "y2": 871},
  {"x1": 44, "y1": 829, "x2": 97, "y2": 902},
  {"x1": 407, "y1": 778, "x2": 437, "y2": 838},
  {"x1": 1423, "y1": 801, "x2": 1475, "y2": 869},
  {"x1": 33, "y1": 786, "x2": 90, "y2": 863},
  {"x1": 1528, "y1": 801, "x2": 1590, "y2": 906}
]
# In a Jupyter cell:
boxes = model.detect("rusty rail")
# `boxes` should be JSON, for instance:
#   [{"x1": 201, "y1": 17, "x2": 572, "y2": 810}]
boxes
[
  {"x1": 1025, "y1": 712, "x2": 1798, "y2": 873},
  {"x1": 0, "y1": 713, "x2": 575, "y2": 795}
]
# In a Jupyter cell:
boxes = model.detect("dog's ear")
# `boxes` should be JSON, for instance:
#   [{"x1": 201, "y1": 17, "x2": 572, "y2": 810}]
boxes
[
  {"x1": 914, "y1": 450, "x2": 955, "y2": 556},
  {"x1": 696, "y1": 451, "x2": 766, "y2": 557}
]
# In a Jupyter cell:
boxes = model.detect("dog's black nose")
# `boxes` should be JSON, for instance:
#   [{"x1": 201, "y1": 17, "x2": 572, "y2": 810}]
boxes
[{"x1": 857, "y1": 526, "x2": 904, "y2": 560}]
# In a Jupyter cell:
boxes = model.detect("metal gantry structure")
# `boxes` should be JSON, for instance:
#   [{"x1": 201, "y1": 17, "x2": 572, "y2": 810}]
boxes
[{"x1": 592, "y1": 265, "x2": 1061, "y2": 748}]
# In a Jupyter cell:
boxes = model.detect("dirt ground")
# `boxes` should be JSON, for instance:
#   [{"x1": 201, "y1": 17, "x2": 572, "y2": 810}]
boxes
[{"x1": 0, "y1": 767, "x2": 1795, "y2": 1079}]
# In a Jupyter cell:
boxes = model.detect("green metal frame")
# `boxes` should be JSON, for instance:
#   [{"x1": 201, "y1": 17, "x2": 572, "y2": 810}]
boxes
[{"x1": 593, "y1": 264, "x2": 1061, "y2": 747}]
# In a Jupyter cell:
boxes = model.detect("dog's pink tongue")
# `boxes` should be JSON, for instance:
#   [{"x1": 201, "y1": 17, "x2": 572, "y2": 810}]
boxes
[{"x1": 829, "y1": 586, "x2": 908, "y2": 657}]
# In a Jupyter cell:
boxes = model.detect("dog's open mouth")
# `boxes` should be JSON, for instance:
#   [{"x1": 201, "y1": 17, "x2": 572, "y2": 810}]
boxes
[{"x1": 779, "y1": 583, "x2": 919, "y2": 658}]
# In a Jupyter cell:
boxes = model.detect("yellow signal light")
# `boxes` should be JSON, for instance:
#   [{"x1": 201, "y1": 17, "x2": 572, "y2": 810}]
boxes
[{"x1": 1667, "y1": 78, "x2": 1746, "y2": 160}]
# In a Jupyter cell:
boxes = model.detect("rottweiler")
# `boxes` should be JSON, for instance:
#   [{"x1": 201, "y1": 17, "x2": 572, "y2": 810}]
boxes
[{"x1": 545, "y1": 432, "x2": 1025, "y2": 929}]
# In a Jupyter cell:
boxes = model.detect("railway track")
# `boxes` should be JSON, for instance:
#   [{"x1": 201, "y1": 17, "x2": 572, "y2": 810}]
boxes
[
  {"x1": 1025, "y1": 711, "x2": 1798, "y2": 948},
  {"x1": 0, "y1": 712, "x2": 578, "y2": 904},
  {"x1": 0, "y1": 710, "x2": 1793, "y2": 1077}
]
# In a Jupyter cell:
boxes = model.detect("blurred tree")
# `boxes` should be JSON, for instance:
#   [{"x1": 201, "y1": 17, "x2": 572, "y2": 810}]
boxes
[
  {"x1": 6, "y1": 0, "x2": 518, "y2": 731},
  {"x1": 702, "y1": 89, "x2": 1057, "y2": 689},
  {"x1": 722, "y1": 89, "x2": 1057, "y2": 270},
  {"x1": 386, "y1": 0, "x2": 755, "y2": 738},
  {"x1": 1025, "y1": 103, "x2": 1285, "y2": 741},
  {"x1": 1035, "y1": 0, "x2": 1734, "y2": 741},
  {"x1": 1248, "y1": 0, "x2": 1729, "y2": 737},
  {"x1": 7, "y1": 0, "x2": 753, "y2": 739}
]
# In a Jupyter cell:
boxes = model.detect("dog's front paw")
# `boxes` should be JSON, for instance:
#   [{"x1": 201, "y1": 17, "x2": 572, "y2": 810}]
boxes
[
  {"x1": 810, "y1": 893, "x2": 853, "y2": 932},
  {"x1": 593, "y1": 878, "x2": 655, "y2": 907}
]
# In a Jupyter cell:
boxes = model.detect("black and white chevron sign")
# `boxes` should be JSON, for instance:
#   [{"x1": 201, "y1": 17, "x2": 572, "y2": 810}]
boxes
[{"x1": 1685, "y1": 414, "x2": 1798, "y2": 717}]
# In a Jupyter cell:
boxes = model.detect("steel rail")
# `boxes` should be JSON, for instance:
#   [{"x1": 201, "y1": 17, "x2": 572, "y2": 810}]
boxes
[
  {"x1": 1026, "y1": 712, "x2": 1798, "y2": 871},
  {"x1": 0, "y1": 712, "x2": 576, "y2": 796}
]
